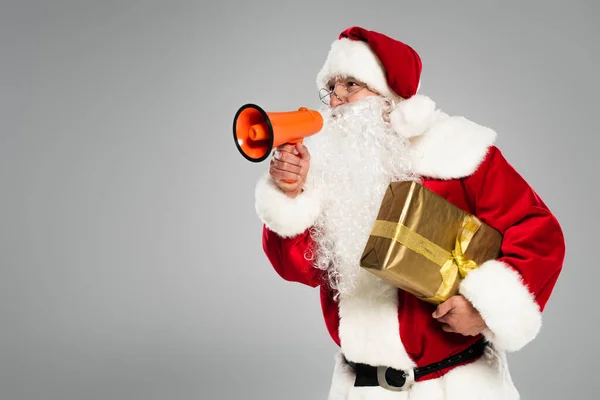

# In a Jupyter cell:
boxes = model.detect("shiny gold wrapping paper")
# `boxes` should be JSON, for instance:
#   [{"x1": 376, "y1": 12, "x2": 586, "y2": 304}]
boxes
[{"x1": 359, "y1": 181, "x2": 503, "y2": 304}]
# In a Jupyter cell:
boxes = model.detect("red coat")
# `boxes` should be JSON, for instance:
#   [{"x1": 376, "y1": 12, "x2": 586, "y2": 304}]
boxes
[{"x1": 254, "y1": 95, "x2": 566, "y2": 399}]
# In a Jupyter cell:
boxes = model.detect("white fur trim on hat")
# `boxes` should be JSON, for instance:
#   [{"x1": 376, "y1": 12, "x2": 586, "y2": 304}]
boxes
[
  {"x1": 316, "y1": 38, "x2": 400, "y2": 101},
  {"x1": 459, "y1": 260, "x2": 542, "y2": 352},
  {"x1": 389, "y1": 94, "x2": 437, "y2": 138},
  {"x1": 254, "y1": 171, "x2": 322, "y2": 238}
]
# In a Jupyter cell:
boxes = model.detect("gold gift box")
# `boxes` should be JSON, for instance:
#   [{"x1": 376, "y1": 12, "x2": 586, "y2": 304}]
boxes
[{"x1": 359, "y1": 181, "x2": 503, "y2": 304}]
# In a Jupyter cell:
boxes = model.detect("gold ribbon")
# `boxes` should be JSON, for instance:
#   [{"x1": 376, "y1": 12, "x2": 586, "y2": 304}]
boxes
[{"x1": 370, "y1": 215, "x2": 482, "y2": 302}]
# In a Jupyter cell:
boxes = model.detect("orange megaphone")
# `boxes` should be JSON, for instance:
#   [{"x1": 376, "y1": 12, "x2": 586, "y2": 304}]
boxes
[{"x1": 233, "y1": 104, "x2": 323, "y2": 163}]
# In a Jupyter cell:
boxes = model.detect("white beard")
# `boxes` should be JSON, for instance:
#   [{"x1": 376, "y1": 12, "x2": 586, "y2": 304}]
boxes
[{"x1": 304, "y1": 96, "x2": 420, "y2": 300}]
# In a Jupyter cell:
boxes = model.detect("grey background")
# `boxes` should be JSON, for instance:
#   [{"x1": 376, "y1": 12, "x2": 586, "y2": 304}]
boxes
[{"x1": 1, "y1": 1, "x2": 597, "y2": 399}]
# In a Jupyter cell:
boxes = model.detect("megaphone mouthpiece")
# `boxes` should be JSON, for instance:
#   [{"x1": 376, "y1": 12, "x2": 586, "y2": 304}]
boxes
[{"x1": 249, "y1": 122, "x2": 269, "y2": 141}]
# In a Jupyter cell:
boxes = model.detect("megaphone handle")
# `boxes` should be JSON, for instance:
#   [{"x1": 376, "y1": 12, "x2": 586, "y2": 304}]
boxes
[{"x1": 282, "y1": 138, "x2": 304, "y2": 183}]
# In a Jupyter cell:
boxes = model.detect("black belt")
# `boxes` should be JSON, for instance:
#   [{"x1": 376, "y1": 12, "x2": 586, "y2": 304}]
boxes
[{"x1": 345, "y1": 338, "x2": 488, "y2": 391}]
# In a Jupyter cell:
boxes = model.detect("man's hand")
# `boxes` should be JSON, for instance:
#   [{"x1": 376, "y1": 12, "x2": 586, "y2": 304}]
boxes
[
  {"x1": 269, "y1": 143, "x2": 310, "y2": 198},
  {"x1": 432, "y1": 295, "x2": 487, "y2": 336}
]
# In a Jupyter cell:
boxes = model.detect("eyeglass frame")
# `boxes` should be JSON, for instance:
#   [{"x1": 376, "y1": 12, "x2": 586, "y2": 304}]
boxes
[{"x1": 318, "y1": 79, "x2": 369, "y2": 105}]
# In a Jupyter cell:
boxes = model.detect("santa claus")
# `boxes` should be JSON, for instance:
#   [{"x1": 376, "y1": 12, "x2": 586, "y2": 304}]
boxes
[{"x1": 254, "y1": 26, "x2": 565, "y2": 400}]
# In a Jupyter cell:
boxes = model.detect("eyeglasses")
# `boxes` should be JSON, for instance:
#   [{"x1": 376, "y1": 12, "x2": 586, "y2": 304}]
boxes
[{"x1": 319, "y1": 80, "x2": 367, "y2": 105}]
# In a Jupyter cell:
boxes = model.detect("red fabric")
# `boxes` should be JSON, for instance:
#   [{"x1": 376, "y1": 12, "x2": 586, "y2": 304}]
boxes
[
  {"x1": 261, "y1": 145, "x2": 565, "y2": 381},
  {"x1": 459, "y1": 147, "x2": 565, "y2": 309},
  {"x1": 339, "y1": 26, "x2": 422, "y2": 99}
]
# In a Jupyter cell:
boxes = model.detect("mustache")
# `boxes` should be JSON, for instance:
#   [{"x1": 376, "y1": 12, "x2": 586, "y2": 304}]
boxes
[{"x1": 321, "y1": 96, "x2": 392, "y2": 121}]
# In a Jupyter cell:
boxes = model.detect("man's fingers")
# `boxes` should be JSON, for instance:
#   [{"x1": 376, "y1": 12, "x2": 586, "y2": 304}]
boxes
[
  {"x1": 272, "y1": 172, "x2": 299, "y2": 183},
  {"x1": 274, "y1": 150, "x2": 302, "y2": 167},
  {"x1": 295, "y1": 143, "x2": 311, "y2": 161},
  {"x1": 270, "y1": 168, "x2": 299, "y2": 182},
  {"x1": 272, "y1": 159, "x2": 302, "y2": 175},
  {"x1": 275, "y1": 143, "x2": 300, "y2": 157},
  {"x1": 276, "y1": 143, "x2": 296, "y2": 153},
  {"x1": 441, "y1": 323, "x2": 456, "y2": 333},
  {"x1": 435, "y1": 314, "x2": 450, "y2": 324},
  {"x1": 433, "y1": 300, "x2": 454, "y2": 319}
]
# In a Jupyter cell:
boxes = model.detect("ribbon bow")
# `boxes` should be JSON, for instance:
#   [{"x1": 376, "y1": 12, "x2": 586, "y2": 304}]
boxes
[
  {"x1": 451, "y1": 216, "x2": 481, "y2": 279},
  {"x1": 368, "y1": 214, "x2": 482, "y2": 303}
]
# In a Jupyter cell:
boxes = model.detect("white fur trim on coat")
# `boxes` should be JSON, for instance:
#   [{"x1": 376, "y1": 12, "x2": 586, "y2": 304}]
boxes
[
  {"x1": 316, "y1": 38, "x2": 400, "y2": 102},
  {"x1": 459, "y1": 260, "x2": 542, "y2": 352},
  {"x1": 254, "y1": 171, "x2": 322, "y2": 238},
  {"x1": 408, "y1": 112, "x2": 497, "y2": 180},
  {"x1": 337, "y1": 277, "x2": 415, "y2": 372},
  {"x1": 327, "y1": 345, "x2": 519, "y2": 400}
]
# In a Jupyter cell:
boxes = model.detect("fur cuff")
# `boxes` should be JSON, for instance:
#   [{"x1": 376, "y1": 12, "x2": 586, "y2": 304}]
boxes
[
  {"x1": 459, "y1": 260, "x2": 542, "y2": 352},
  {"x1": 254, "y1": 172, "x2": 322, "y2": 238},
  {"x1": 389, "y1": 94, "x2": 437, "y2": 138}
]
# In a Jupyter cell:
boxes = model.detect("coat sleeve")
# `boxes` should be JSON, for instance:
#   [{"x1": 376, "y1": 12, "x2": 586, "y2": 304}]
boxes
[
  {"x1": 262, "y1": 225, "x2": 324, "y2": 288},
  {"x1": 458, "y1": 146, "x2": 566, "y2": 352},
  {"x1": 255, "y1": 171, "x2": 325, "y2": 288}
]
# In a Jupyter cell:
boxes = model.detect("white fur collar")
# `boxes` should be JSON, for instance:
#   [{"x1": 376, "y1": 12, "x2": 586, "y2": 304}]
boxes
[{"x1": 390, "y1": 95, "x2": 497, "y2": 180}]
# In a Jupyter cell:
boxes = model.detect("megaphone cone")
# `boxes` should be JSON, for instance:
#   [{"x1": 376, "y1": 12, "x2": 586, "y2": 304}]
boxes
[{"x1": 233, "y1": 104, "x2": 323, "y2": 163}]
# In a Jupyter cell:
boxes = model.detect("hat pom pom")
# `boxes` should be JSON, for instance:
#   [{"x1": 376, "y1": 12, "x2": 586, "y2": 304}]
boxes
[{"x1": 389, "y1": 94, "x2": 437, "y2": 138}]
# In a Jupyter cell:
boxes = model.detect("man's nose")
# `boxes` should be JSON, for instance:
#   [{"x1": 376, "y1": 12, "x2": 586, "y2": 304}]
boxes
[{"x1": 330, "y1": 94, "x2": 346, "y2": 107}]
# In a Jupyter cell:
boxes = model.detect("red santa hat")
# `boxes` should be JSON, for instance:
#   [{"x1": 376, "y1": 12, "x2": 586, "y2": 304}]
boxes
[{"x1": 317, "y1": 26, "x2": 437, "y2": 138}]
